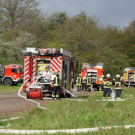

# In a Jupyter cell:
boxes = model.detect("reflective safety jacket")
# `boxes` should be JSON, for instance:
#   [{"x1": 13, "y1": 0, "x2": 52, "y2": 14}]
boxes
[
  {"x1": 102, "y1": 78, "x2": 112, "y2": 88},
  {"x1": 87, "y1": 77, "x2": 91, "y2": 85},
  {"x1": 99, "y1": 77, "x2": 103, "y2": 84},
  {"x1": 51, "y1": 74, "x2": 61, "y2": 87},
  {"x1": 115, "y1": 79, "x2": 123, "y2": 90},
  {"x1": 76, "y1": 77, "x2": 82, "y2": 86},
  {"x1": 83, "y1": 76, "x2": 87, "y2": 83}
]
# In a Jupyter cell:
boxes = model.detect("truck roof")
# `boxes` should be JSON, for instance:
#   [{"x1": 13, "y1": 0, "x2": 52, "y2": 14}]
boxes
[
  {"x1": 22, "y1": 48, "x2": 72, "y2": 57},
  {"x1": 5, "y1": 65, "x2": 23, "y2": 68},
  {"x1": 82, "y1": 63, "x2": 104, "y2": 69}
]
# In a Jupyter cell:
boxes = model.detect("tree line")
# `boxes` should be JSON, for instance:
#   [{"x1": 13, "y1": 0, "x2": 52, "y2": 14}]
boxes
[{"x1": 0, "y1": 0, "x2": 134, "y2": 78}]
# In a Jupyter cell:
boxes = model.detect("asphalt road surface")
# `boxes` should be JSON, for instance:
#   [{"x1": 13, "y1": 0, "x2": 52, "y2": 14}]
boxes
[{"x1": 0, "y1": 88, "x2": 95, "y2": 119}]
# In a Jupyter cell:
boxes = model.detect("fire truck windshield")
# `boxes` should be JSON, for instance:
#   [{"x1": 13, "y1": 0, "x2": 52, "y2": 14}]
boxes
[{"x1": 18, "y1": 68, "x2": 23, "y2": 73}]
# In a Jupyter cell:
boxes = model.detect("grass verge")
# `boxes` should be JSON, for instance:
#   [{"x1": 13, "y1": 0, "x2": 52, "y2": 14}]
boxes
[{"x1": 0, "y1": 83, "x2": 22, "y2": 93}]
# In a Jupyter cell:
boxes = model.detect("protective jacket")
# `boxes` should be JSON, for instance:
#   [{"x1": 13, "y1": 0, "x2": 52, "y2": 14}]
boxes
[
  {"x1": 76, "y1": 77, "x2": 82, "y2": 86},
  {"x1": 51, "y1": 74, "x2": 61, "y2": 87},
  {"x1": 115, "y1": 79, "x2": 123, "y2": 90},
  {"x1": 99, "y1": 77, "x2": 103, "y2": 84},
  {"x1": 102, "y1": 78, "x2": 112, "y2": 88},
  {"x1": 83, "y1": 76, "x2": 87, "y2": 83},
  {"x1": 86, "y1": 76, "x2": 91, "y2": 85}
]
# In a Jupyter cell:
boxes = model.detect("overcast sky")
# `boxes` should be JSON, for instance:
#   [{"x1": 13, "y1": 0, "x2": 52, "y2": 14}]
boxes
[{"x1": 37, "y1": 0, "x2": 135, "y2": 29}]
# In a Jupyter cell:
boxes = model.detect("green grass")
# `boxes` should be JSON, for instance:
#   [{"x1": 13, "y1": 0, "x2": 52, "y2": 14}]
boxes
[
  {"x1": 0, "y1": 83, "x2": 22, "y2": 93},
  {"x1": 0, "y1": 87, "x2": 135, "y2": 134}
]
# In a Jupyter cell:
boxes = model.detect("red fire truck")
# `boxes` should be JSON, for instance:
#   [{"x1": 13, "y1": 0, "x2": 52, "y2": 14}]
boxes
[
  {"x1": 22, "y1": 48, "x2": 74, "y2": 99},
  {"x1": 0, "y1": 64, "x2": 23, "y2": 86},
  {"x1": 81, "y1": 63, "x2": 104, "y2": 90}
]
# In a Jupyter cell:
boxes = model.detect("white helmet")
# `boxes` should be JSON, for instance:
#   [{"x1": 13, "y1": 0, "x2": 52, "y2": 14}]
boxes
[
  {"x1": 85, "y1": 74, "x2": 87, "y2": 76},
  {"x1": 79, "y1": 74, "x2": 81, "y2": 76},
  {"x1": 102, "y1": 75, "x2": 104, "y2": 78},
  {"x1": 106, "y1": 74, "x2": 111, "y2": 78},
  {"x1": 116, "y1": 74, "x2": 120, "y2": 78},
  {"x1": 88, "y1": 73, "x2": 91, "y2": 76}
]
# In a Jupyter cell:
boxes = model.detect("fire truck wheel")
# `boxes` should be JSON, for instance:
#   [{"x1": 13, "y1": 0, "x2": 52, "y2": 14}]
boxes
[
  {"x1": 40, "y1": 90, "x2": 43, "y2": 100},
  {"x1": 4, "y1": 78, "x2": 13, "y2": 86},
  {"x1": 26, "y1": 91, "x2": 29, "y2": 99}
]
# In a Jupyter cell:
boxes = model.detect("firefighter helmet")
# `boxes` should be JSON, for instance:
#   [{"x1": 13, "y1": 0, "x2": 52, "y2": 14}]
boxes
[
  {"x1": 102, "y1": 75, "x2": 104, "y2": 78},
  {"x1": 85, "y1": 74, "x2": 87, "y2": 76},
  {"x1": 106, "y1": 74, "x2": 111, "y2": 78},
  {"x1": 54, "y1": 70, "x2": 58, "y2": 73},
  {"x1": 116, "y1": 74, "x2": 120, "y2": 78},
  {"x1": 79, "y1": 74, "x2": 81, "y2": 76}
]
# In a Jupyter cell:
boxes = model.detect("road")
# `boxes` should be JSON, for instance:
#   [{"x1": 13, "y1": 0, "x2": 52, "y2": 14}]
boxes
[{"x1": 0, "y1": 88, "x2": 95, "y2": 119}]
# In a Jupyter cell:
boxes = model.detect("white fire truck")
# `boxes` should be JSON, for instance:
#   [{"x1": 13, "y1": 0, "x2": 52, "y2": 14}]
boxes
[{"x1": 22, "y1": 48, "x2": 74, "y2": 99}]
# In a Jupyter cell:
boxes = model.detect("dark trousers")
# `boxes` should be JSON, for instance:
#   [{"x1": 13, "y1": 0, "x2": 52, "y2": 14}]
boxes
[
  {"x1": 52, "y1": 86, "x2": 59, "y2": 98},
  {"x1": 84, "y1": 83, "x2": 87, "y2": 90},
  {"x1": 77, "y1": 86, "x2": 81, "y2": 91},
  {"x1": 103, "y1": 88, "x2": 111, "y2": 98},
  {"x1": 115, "y1": 89, "x2": 122, "y2": 98},
  {"x1": 87, "y1": 85, "x2": 91, "y2": 91}
]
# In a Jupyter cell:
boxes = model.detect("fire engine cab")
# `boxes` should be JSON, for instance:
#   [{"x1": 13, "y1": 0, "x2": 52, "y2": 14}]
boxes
[
  {"x1": 0, "y1": 64, "x2": 23, "y2": 86},
  {"x1": 22, "y1": 48, "x2": 74, "y2": 99},
  {"x1": 81, "y1": 63, "x2": 104, "y2": 90}
]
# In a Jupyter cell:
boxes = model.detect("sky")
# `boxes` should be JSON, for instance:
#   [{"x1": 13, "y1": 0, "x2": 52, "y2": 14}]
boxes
[{"x1": 37, "y1": 0, "x2": 135, "y2": 29}]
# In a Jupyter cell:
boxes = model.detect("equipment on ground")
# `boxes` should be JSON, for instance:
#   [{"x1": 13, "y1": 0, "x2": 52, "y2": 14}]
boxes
[
  {"x1": 0, "y1": 64, "x2": 23, "y2": 86},
  {"x1": 81, "y1": 63, "x2": 104, "y2": 90},
  {"x1": 22, "y1": 48, "x2": 74, "y2": 99}
]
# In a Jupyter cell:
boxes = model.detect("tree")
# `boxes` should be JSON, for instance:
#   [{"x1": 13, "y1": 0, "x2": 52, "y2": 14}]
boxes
[
  {"x1": 8, "y1": 31, "x2": 37, "y2": 64},
  {"x1": 0, "y1": 0, "x2": 40, "y2": 31}
]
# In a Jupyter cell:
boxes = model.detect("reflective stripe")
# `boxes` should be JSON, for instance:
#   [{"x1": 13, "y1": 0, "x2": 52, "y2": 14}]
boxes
[
  {"x1": 115, "y1": 81, "x2": 122, "y2": 89},
  {"x1": 104, "y1": 80, "x2": 112, "y2": 88}
]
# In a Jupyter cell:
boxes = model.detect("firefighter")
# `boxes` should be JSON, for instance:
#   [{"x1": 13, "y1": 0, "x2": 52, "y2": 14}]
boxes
[
  {"x1": 83, "y1": 74, "x2": 87, "y2": 90},
  {"x1": 115, "y1": 74, "x2": 123, "y2": 99},
  {"x1": 102, "y1": 74, "x2": 112, "y2": 99},
  {"x1": 51, "y1": 70, "x2": 61, "y2": 100},
  {"x1": 99, "y1": 75, "x2": 104, "y2": 91},
  {"x1": 86, "y1": 73, "x2": 92, "y2": 92},
  {"x1": 76, "y1": 74, "x2": 82, "y2": 92}
]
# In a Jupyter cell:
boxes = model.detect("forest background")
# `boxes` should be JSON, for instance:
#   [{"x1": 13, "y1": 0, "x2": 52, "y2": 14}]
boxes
[{"x1": 0, "y1": 0, "x2": 135, "y2": 78}]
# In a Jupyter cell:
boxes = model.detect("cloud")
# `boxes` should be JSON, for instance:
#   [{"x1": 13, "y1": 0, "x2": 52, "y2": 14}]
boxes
[{"x1": 37, "y1": 0, "x2": 135, "y2": 28}]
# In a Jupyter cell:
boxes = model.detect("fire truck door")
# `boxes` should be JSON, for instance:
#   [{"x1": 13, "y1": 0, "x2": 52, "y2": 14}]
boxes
[{"x1": 62, "y1": 60, "x2": 70, "y2": 89}]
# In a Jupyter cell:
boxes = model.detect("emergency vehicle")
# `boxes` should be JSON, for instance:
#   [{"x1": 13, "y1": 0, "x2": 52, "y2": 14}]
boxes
[
  {"x1": 0, "y1": 64, "x2": 23, "y2": 86},
  {"x1": 22, "y1": 48, "x2": 74, "y2": 99},
  {"x1": 123, "y1": 67, "x2": 135, "y2": 86},
  {"x1": 81, "y1": 63, "x2": 104, "y2": 90}
]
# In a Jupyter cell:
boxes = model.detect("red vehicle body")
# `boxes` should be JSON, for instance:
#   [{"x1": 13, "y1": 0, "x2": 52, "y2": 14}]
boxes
[
  {"x1": 81, "y1": 63, "x2": 104, "y2": 90},
  {"x1": 22, "y1": 48, "x2": 74, "y2": 99},
  {"x1": 0, "y1": 64, "x2": 23, "y2": 86}
]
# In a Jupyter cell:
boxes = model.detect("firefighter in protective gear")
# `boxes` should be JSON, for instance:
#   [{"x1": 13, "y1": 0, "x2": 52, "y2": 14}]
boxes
[
  {"x1": 102, "y1": 74, "x2": 112, "y2": 99},
  {"x1": 86, "y1": 73, "x2": 92, "y2": 92},
  {"x1": 83, "y1": 74, "x2": 87, "y2": 90},
  {"x1": 115, "y1": 74, "x2": 123, "y2": 99},
  {"x1": 76, "y1": 74, "x2": 82, "y2": 91},
  {"x1": 51, "y1": 70, "x2": 61, "y2": 100},
  {"x1": 99, "y1": 75, "x2": 104, "y2": 91}
]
